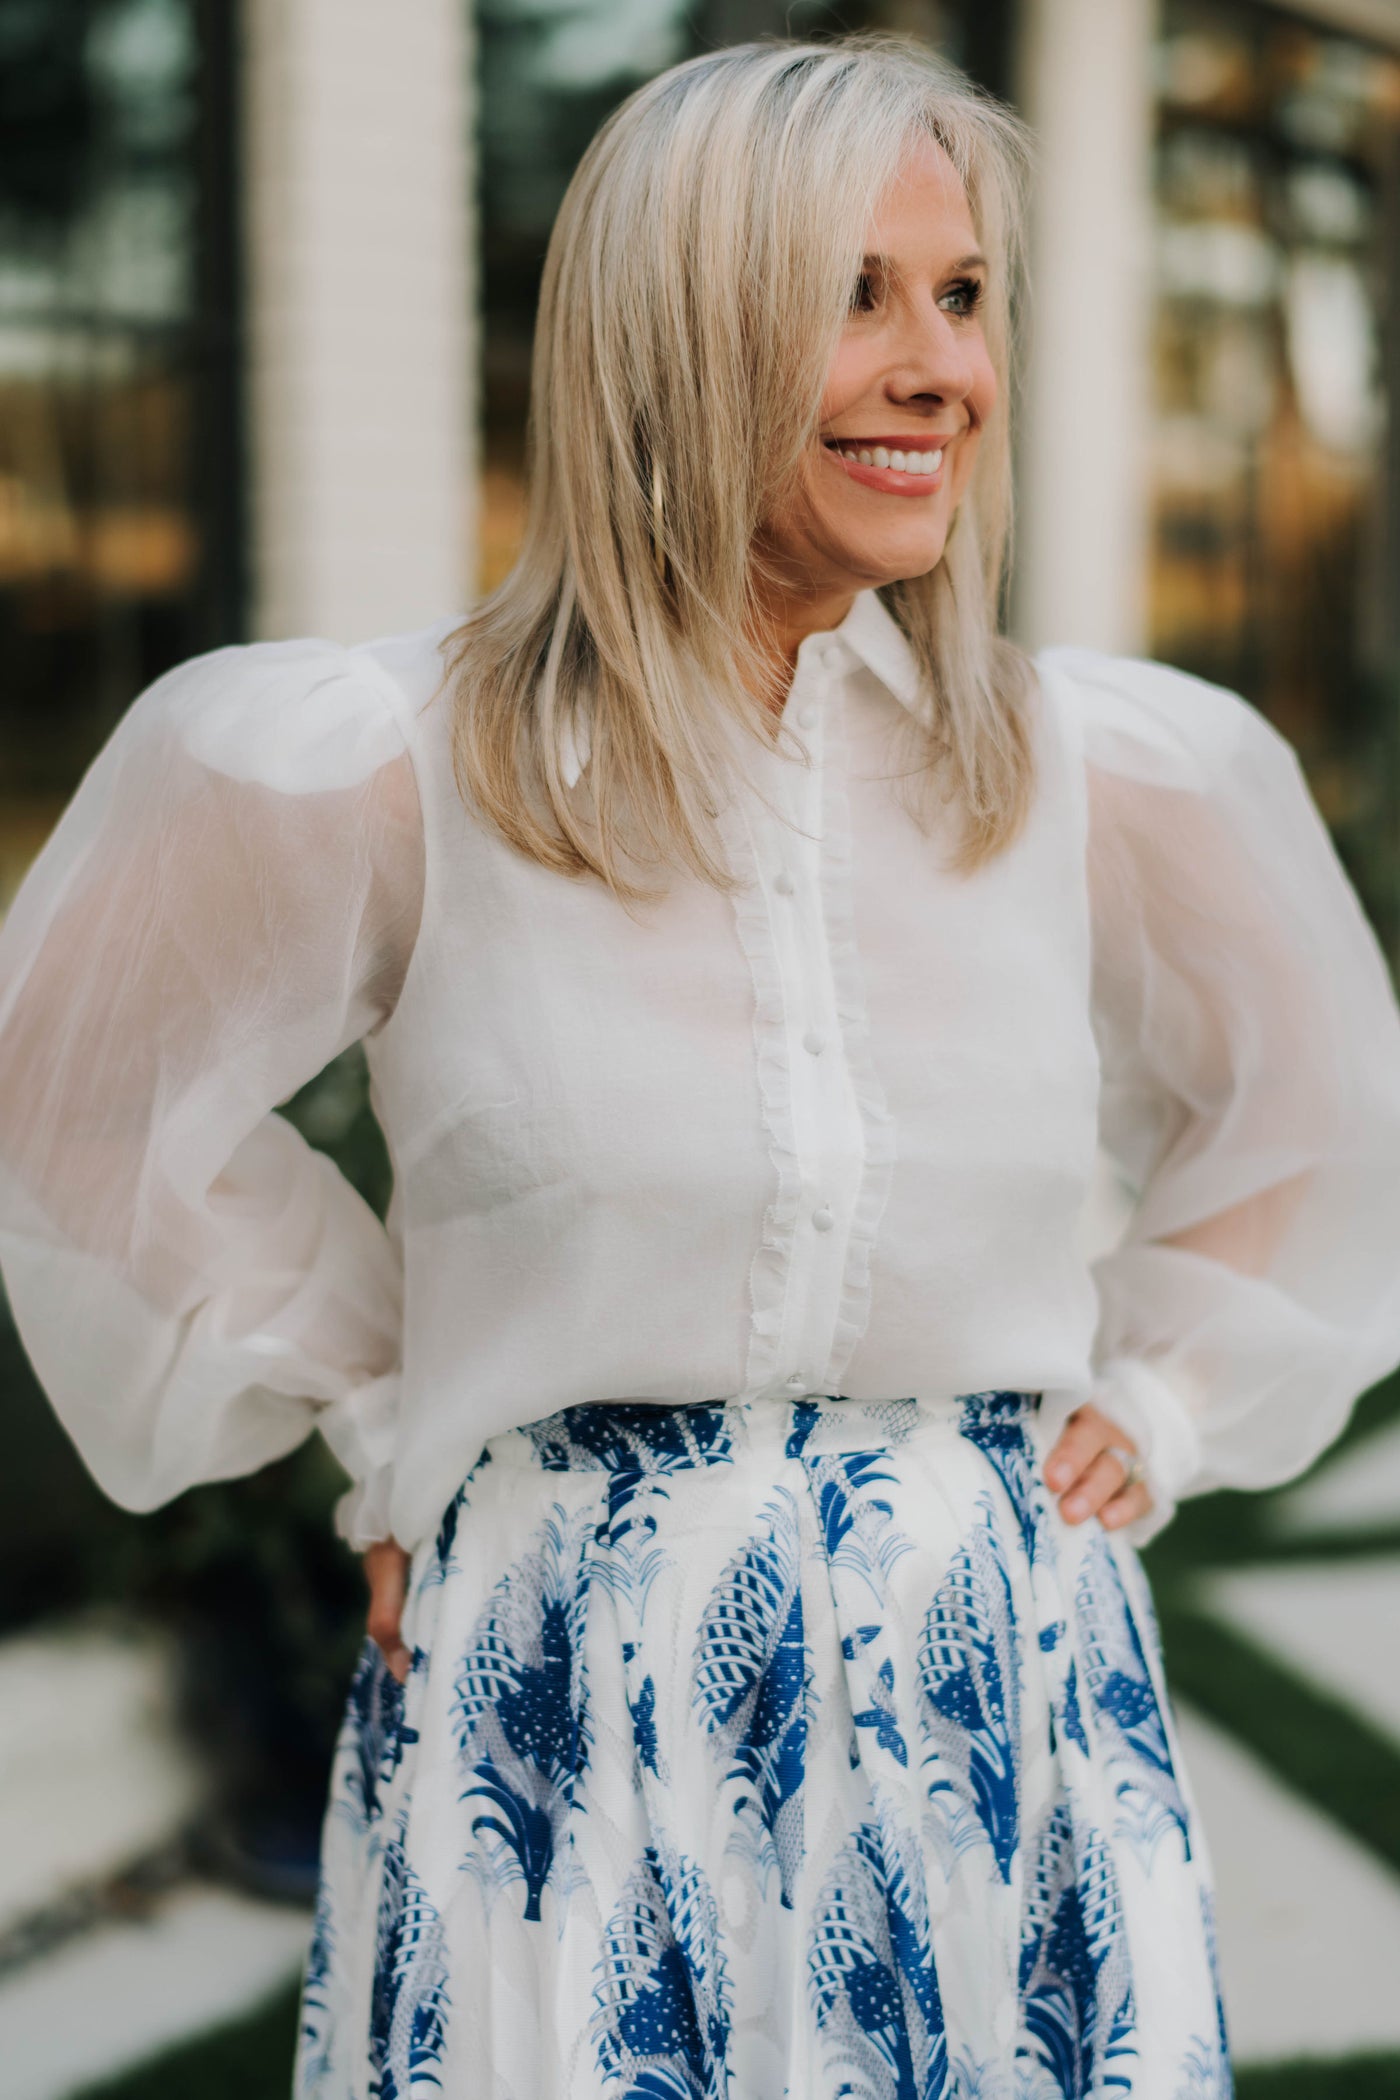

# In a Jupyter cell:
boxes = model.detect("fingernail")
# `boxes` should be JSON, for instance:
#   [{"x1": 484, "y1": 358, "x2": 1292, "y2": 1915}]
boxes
[{"x1": 1063, "y1": 1497, "x2": 1086, "y2": 1521}]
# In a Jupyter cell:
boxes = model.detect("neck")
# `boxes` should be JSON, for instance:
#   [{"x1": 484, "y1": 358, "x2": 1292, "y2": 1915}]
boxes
[{"x1": 743, "y1": 577, "x2": 860, "y2": 723}]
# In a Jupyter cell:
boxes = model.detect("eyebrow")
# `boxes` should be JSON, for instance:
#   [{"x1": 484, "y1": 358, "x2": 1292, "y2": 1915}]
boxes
[{"x1": 860, "y1": 250, "x2": 989, "y2": 274}]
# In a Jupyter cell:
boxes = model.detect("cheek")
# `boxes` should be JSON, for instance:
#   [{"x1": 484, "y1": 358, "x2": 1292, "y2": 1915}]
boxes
[
  {"x1": 970, "y1": 343, "x2": 999, "y2": 427},
  {"x1": 819, "y1": 337, "x2": 871, "y2": 428}
]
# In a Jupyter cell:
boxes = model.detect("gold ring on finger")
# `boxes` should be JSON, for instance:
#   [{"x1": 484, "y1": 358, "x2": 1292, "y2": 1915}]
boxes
[{"x1": 1106, "y1": 1444, "x2": 1145, "y2": 1493}]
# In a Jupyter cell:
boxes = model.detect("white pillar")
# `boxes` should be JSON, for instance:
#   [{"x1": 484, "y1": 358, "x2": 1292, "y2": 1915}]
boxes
[
  {"x1": 1011, "y1": 0, "x2": 1159, "y2": 655},
  {"x1": 242, "y1": 0, "x2": 475, "y2": 643}
]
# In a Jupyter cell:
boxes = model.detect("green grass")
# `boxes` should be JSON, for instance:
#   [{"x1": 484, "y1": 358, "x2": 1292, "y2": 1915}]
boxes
[
  {"x1": 1157, "y1": 1600, "x2": 1400, "y2": 1874},
  {"x1": 1236, "y1": 2056, "x2": 1400, "y2": 2098}
]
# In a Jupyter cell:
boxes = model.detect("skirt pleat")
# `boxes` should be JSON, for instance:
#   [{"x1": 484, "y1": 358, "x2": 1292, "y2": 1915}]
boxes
[{"x1": 295, "y1": 1391, "x2": 1232, "y2": 2099}]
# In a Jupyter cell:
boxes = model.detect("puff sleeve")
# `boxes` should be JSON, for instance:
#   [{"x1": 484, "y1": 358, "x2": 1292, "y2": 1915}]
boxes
[
  {"x1": 1045, "y1": 645, "x2": 1400, "y2": 1544},
  {"x1": 0, "y1": 639, "x2": 426, "y2": 1548}
]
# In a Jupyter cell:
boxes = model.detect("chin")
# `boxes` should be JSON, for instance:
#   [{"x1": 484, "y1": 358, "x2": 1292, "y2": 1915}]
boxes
[{"x1": 847, "y1": 536, "x2": 949, "y2": 586}]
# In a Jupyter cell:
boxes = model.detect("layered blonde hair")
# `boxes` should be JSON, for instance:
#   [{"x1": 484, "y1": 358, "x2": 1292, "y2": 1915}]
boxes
[{"x1": 444, "y1": 34, "x2": 1038, "y2": 896}]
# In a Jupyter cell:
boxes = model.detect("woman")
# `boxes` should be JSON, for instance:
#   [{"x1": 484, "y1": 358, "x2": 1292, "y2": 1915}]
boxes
[{"x1": 4, "y1": 33, "x2": 1400, "y2": 2098}]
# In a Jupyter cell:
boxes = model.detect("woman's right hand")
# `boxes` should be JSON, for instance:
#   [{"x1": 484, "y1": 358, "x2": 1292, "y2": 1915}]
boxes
[{"x1": 363, "y1": 1540, "x2": 413, "y2": 1684}]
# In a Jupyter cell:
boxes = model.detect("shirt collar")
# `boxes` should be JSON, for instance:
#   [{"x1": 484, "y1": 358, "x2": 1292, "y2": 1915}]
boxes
[
  {"x1": 557, "y1": 586, "x2": 926, "y2": 788},
  {"x1": 801, "y1": 586, "x2": 925, "y2": 717}
]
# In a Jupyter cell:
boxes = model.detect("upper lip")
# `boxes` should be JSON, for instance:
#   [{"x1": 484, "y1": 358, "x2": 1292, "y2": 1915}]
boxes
[{"x1": 823, "y1": 431, "x2": 960, "y2": 450}]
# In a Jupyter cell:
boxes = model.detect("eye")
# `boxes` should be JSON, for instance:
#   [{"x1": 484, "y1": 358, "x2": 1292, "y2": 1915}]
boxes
[
  {"x1": 940, "y1": 275, "x2": 986, "y2": 317},
  {"x1": 848, "y1": 269, "x2": 879, "y2": 315}
]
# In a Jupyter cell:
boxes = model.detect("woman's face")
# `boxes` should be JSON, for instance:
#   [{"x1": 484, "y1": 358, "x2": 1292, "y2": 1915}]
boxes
[{"x1": 760, "y1": 137, "x2": 998, "y2": 605}]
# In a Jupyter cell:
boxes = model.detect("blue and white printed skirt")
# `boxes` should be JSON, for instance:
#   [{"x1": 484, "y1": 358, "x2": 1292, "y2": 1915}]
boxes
[{"x1": 295, "y1": 1391, "x2": 1232, "y2": 2099}]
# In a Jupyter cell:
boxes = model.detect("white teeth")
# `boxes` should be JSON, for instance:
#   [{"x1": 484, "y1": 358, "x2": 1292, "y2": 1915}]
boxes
[{"x1": 831, "y1": 441, "x2": 947, "y2": 477}]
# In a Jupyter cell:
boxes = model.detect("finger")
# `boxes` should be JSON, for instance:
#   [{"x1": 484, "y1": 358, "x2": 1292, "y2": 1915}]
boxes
[
  {"x1": 1044, "y1": 1406, "x2": 1124, "y2": 1493},
  {"x1": 1101, "y1": 1479, "x2": 1154, "y2": 1531},
  {"x1": 365, "y1": 1544, "x2": 412, "y2": 1682},
  {"x1": 1059, "y1": 1448, "x2": 1136, "y2": 1524}
]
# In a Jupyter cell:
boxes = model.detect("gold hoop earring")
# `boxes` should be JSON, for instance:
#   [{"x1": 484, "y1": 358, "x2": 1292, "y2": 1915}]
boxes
[{"x1": 650, "y1": 455, "x2": 667, "y2": 583}]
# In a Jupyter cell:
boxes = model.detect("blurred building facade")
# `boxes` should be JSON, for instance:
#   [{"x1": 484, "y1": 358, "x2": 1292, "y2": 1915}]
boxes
[
  {"x1": 3, "y1": 0, "x2": 1397, "y2": 922},
  {"x1": 2, "y1": 14, "x2": 1399, "y2": 2083}
]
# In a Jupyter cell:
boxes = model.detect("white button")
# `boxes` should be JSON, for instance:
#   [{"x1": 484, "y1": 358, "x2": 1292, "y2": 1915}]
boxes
[
  {"x1": 773, "y1": 869, "x2": 795, "y2": 896},
  {"x1": 820, "y1": 642, "x2": 842, "y2": 672},
  {"x1": 785, "y1": 1373, "x2": 807, "y2": 1391},
  {"x1": 797, "y1": 704, "x2": 819, "y2": 729},
  {"x1": 812, "y1": 1207, "x2": 835, "y2": 1233},
  {"x1": 802, "y1": 1029, "x2": 826, "y2": 1056}
]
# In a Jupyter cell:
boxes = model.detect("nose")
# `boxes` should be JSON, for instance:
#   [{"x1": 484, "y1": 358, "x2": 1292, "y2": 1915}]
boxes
[{"x1": 884, "y1": 295, "x2": 978, "y2": 410}]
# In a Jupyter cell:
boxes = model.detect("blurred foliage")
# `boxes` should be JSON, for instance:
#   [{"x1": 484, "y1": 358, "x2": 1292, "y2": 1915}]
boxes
[
  {"x1": 72, "y1": 1981, "x2": 302, "y2": 2100},
  {"x1": 1322, "y1": 658, "x2": 1400, "y2": 981}
]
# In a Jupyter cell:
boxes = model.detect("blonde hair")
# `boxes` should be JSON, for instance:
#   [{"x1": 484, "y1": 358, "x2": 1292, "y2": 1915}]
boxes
[{"x1": 444, "y1": 33, "x2": 1038, "y2": 897}]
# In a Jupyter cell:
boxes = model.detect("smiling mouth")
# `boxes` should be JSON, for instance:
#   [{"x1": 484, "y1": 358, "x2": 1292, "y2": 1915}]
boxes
[
  {"x1": 822, "y1": 437, "x2": 945, "y2": 477},
  {"x1": 820, "y1": 435, "x2": 952, "y2": 496}
]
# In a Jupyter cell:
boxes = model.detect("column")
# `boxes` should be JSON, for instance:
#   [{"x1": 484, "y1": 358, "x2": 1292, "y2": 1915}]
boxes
[
  {"x1": 1011, "y1": 0, "x2": 1159, "y2": 655},
  {"x1": 241, "y1": 0, "x2": 475, "y2": 642}
]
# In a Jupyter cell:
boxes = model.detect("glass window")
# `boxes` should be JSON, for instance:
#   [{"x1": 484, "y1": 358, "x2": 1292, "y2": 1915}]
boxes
[
  {"x1": 0, "y1": 0, "x2": 243, "y2": 908},
  {"x1": 1150, "y1": 0, "x2": 1400, "y2": 951}
]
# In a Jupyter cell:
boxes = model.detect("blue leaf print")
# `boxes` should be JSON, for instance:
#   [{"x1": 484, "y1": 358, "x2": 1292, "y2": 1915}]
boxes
[
  {"x1": 1019, "y1": 1803, "x2": 1136, "y2": 2097},
  {"x1": 691, "y1": 1488, "x2": 810, "y2": 1908},
  {"x1": 422, "y1": 1446, "x2": 492, "y2": 1592},
  {"x1": 851, "y1": 1654, "x2": 910, "y2": 1768},
  {"x1": 1205, "y1": 1883, "x2": 1232, "y2": 2081},
  {"x1": 1060, "y1": 1658, "x2": 1089, "y2": 1758},
  {"x1": 628, "y1": 1663, "x2": 663, "y2": 1780},
  {"x1": 958, "y1": 1391, "x2": 1046, "y2": 1567},
  {"x1": 1074, "y1": 1532, "x2": 1190, "y2": 1861},
  {"x1": 343, "y1": 1639, "x2": 419, "y2": 1829},
  {"x1": 1175, "y1": 2036, "x2": 1234, "y2": 2100},
  {"x1": 426, "y1": 1491, "x2": 462, "y2": 1589},
  {"x1": 808, "y1": 1818, "x2": 949, "y2": 2100},
  {"x1": 786, "y1": 1397, "x2": 824, "y2": 1456},
  {"x1": 369, "y1": 1823, "x2": 451, "y2": 2099},
  {"x1": 803, "y1": 1447, "x2": 915, "y2": 1601},
  {"x1": 917, "y1": 1494, "x2": 1021, "y2": 1882},
  {"x1": 528, "y1": 1400, "x2": 734, "y2": 1536},
  {"x1": 452, "y1": 1500, "x2": 594, "y2": 1921},
  {"x1": 591, "y1": 1843, "x2": 732, "y2": 2098},
  {"x1": 298, "y1": 1877, "x2": 337, "y2": 2092}
]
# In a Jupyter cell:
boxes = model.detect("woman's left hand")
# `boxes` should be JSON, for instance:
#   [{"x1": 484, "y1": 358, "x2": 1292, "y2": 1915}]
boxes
[{"x1": 1043, "y1": 1402, "x2": 1153, "y2": 1530}]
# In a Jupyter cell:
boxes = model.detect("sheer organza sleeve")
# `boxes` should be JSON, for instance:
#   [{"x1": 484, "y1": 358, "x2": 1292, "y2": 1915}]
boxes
[
  {"x1": 0, "y1": 639, "x2": 425, "y2": 1549},
  {"x1": 1044, "y1": 644, "x2": 1400, "y2": 1544}
]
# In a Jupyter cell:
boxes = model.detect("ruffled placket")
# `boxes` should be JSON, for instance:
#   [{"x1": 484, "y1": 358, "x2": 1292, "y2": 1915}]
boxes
[{"x1": 718, "y1": 630, "x2": 897, "y2": 1404}]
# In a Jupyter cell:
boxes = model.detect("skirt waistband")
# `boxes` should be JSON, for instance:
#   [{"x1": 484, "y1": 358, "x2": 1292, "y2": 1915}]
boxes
[{"x1": 488, "y1": 1388, "x2": 1043, "y2": 1477}]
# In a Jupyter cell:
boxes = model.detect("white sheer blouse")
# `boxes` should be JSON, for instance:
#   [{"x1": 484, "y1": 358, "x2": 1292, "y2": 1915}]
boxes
[{"x1": 3, "y1": 587, "x2": 1400, "y2": 1554}]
